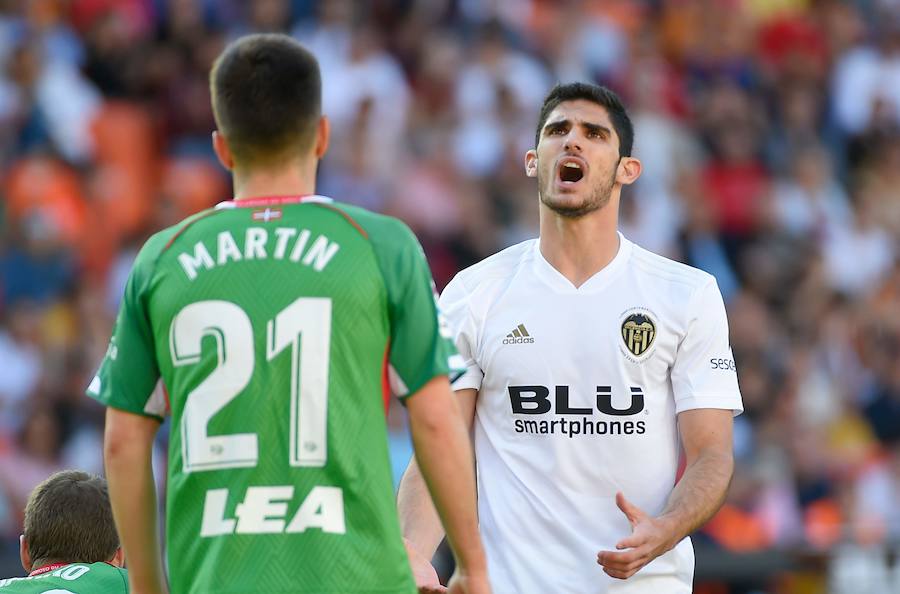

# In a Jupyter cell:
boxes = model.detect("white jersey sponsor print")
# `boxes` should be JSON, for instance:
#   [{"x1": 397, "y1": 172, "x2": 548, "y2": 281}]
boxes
[{"x1": 440, "y1": 234, "x2": 743, "y2": 594}]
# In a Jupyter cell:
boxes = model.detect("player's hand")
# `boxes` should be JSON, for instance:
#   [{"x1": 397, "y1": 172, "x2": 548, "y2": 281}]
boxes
[
  {"x1": 404, "y1": 539, "x2": 447, "y2": 593},
  {"x1": 596, "y1": 492, "x2": 679, "y2": 580},
  {"x1": 447, "y1": 570, "x2": 492, "y2": 594}
]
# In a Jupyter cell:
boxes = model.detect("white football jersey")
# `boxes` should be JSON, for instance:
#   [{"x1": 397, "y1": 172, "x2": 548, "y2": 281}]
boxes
[{"x1": 440, "y1": 234, "x2": 742, "y2": 594}]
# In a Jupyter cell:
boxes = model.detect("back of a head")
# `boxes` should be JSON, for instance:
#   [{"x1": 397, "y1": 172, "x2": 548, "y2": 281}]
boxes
[
  {"x1": 24, "y1": 470, "x2": 119, "y2": 566},
  {"x1": 210, "y1": 33, "x2": 322, "y2": 167}
]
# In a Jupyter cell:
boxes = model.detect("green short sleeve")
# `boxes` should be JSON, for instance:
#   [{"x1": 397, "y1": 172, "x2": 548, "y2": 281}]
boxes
[{"x1": 86, "y1": 235, "x2": 169, "y2": 420}]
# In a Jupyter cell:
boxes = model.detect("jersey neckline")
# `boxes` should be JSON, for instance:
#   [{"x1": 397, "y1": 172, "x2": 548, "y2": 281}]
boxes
[
  {"x1": 531, "y1": 231, "x2": 633, "y2": 294},
  {"x1": 214, "y1": 195, "x2": 334, "y2": 209},
  {"x1": 29, "y1": 563, "x2": 69, "y2": 576}
]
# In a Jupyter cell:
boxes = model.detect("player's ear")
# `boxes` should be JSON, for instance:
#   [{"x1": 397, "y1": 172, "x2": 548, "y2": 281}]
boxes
[
  {"x1": 525, "y1": 149, "x2": 538, "y2": 178},
  {"x1": 616, "y1": 156, "x2": 642, "y2": 186},
  {"x1": 108, "y1": 547, "x2": 125, "y2": 568},
  {"x1": 212, "y1": 131, "x2": 235, "y2": 171},
  {"x1": 314, "y1": 115, "x2": 330, "y2": 159},
  {"x1": 19, "y1": 535, "x2": 31, "y2": 572}
]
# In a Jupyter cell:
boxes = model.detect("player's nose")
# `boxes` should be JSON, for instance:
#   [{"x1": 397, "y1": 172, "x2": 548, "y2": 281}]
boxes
[{"x1": 563, "y1": 134, "x2": 582, "y2": 153}]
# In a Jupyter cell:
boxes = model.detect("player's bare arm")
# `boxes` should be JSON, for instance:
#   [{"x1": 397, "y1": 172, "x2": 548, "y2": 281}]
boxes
[
  {"x1": 104, "y1": 407, "x2": 168, "y2": 594},
  {"x1": 597, "y1": 408, "x2": 734, "y2": 579},
  {"x1": 400, "y1": 387, "x2": 479, "y2": 593}
]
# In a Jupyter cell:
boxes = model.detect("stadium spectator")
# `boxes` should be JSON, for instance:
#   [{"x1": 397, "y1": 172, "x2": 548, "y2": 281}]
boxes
[{"x1": 0, "y1": 409, "x2": 66, "y2": 524}]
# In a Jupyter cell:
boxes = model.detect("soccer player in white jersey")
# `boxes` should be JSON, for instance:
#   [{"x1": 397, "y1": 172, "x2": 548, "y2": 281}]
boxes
[{"x1": 398, "y1": 82, "x2": 742, "y2": 594}]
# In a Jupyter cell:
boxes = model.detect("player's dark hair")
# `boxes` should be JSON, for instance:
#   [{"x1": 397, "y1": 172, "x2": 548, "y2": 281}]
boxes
[
  {"x1": 535, "y1": 82, "x2": 634, "y2": 158},
  {"x1": 24, "y1": 470, "x2": 119, "y2": 567},
  {"x1": 210, "y1": 33, "x2": 322, "y2": 166}
]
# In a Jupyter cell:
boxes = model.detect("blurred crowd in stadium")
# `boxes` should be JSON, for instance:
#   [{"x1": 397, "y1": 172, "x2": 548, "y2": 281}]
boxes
[{"x1": 0, "y1": 0, "x2": 898, "y2": 591}]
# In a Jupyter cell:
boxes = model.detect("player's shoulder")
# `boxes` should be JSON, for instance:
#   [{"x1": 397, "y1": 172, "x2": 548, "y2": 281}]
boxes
[
  {"x1": 324, "y1": 202, "x2": 433, "y2": 281},
  {"x1": 92, "y1": 562, "x2": 129, "y2": 589},
  {"x1": 86, "y1": 561, "x2": 129, "y2": 577},
  {"x1": 123, "y1": 206, "x2": 221, "y2": 284},
  {"x1": 447, "y1": 239, "x2": 537, "y2": 295},
  {"x1": 62, "y1": 562, "x2": 129, "y2": 592},
  {"x1": 138, "y1": 207, "x2": 221, "y2": 263},
  {"x1": 628, "y1": 240, "x2": 716, "y2": 291},
  {"x1": 324, "y1": 201, "x2": 414, "y2": 244}
]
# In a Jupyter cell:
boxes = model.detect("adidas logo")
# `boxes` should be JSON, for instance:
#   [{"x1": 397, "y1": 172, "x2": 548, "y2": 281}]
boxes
[{"x1": 503, "y1": 324, "x2": 534, "y2": 344}]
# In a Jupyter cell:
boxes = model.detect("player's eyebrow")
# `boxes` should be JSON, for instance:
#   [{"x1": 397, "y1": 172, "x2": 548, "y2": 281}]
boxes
[
  {"x1": 543, "y1": 118, "x2": 612, "y2": 138},
  {"x1": 581, "y1": 122, "x2": 611, "y2": 138},
  {"x1": 542, "y1": 118, "x2": 571, "y2": 135}
]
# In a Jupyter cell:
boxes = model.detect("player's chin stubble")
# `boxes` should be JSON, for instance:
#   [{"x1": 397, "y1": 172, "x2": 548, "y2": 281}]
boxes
[{"x1": 538, "y1": 165, "x2": 618, "y2": 219}]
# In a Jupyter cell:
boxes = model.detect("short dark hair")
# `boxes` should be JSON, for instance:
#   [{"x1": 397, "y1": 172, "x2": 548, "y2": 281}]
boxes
[
  {"x1": 535, "y1": 82, "x2": 634, "y2": 158},
  {"x1": 210, "y1": 33, "x2": 322, "y2": 166},
  {"x1": 24, "y1": 471, "x2": 119, "y2": 567}
]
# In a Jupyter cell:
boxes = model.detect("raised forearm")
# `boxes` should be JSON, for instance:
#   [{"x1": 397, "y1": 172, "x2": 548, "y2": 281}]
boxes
[
  {"x1": 658, "y1": 448, "x2": 733, "y2": 543},
  {"x1": 596, "y1": 445, "x2": 734, "y2": 580}
]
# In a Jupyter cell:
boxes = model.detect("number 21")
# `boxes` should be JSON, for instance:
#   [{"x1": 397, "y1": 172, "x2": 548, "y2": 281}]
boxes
[{"x1": 169, "y1": 297, "x2": 331, "y2": 472}]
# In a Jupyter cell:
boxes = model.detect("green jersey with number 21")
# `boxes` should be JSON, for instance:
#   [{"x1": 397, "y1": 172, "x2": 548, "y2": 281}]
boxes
[{"x1": 88, "y1": 195, "x2": 463, "y2": 593}]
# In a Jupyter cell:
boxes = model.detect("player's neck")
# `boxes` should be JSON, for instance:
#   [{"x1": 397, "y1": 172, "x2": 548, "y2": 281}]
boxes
[
  {"x1": 538, "y1": 200, "x2": 620, "y2": 288},
  {"x1": 232, "y1": 159, "x2": 318, "y2": 201},
  {"x1": 29, "y1": 558, "x2": 69, "y2": 572}
]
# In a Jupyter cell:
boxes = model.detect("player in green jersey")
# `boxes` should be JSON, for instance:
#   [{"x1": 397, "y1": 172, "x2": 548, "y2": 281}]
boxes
[
  {"x1": 0, "y1": 470, "x2": 128, "y2": 593},
  {"x1": 88, "y1": 33, "x2": 489, "y2": 594}
]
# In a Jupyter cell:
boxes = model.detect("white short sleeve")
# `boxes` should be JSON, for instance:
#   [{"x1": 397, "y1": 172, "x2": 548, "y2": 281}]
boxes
[
  {"x1": 438, "y1": 275, "x2": 484, "y2": 392},
  {"x1": 671, "y1": 278, "x2": 743, "y2": 415}
]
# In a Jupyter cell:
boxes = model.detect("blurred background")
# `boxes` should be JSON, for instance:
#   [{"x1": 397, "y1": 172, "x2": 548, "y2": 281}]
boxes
[{"x1": 0, "y1": 0, "x2": 898, "y2": 592}]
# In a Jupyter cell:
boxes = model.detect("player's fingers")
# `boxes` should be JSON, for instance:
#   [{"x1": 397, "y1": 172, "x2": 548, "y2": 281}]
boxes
[
  {"x1": 601, "y1": 551, "x2": 649, "y2": 577},
  {"x1": 597, "y1": 550, "x2": 624, "y2": 566},
  {"x1": 615, "y1": 492, "x2": 645, "y2": 525},
  {"x1": 597, "y1": 548, "x2": 641, "y2": 568},
  {"x1": 602, "y1": 566, "x2": 634, "y2": 580},
  {"x1": 601, "y1": 545, "x2": 654, "y2": 575},
  {"x1": 418, "y1": 586, "x2": 448, "y2": 594},
  {"x1": 618, "y1": 553, "x2": 649, "y2": 574},
  {"x1": 614, "y1": 532, "x2": 648, "y2": 550}
]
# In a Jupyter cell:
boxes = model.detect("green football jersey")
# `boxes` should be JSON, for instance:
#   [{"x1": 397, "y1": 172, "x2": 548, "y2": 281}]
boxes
[
  {"x1": 0, "y1": 563, "x2": 129, "y2": 593},
  {"x1": 87, "y1": 195, "x2": 463, "y2": 593}
]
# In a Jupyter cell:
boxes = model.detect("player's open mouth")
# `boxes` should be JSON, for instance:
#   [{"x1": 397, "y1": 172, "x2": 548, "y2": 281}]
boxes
[{"x1": 557, "y1": 158, "x2": 586, "y2": 184}]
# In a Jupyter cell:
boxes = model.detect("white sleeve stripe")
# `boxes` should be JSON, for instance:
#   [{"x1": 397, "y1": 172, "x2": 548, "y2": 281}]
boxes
[
  {"x1": 674, "y1": 394, "x2": 744, "y2": 416},
  {"x1": 143, "y1": 379, "x2": 169, "y2": 417},
  {"x1": 86, "y1": 375, "x2": 101, "y2": 395},
  {"x1": 388, "y1": 364, "x2": 409, "y2": 397},
  {"x1": 451, "y1": 364, "x2": 483, "y2": 392}
]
